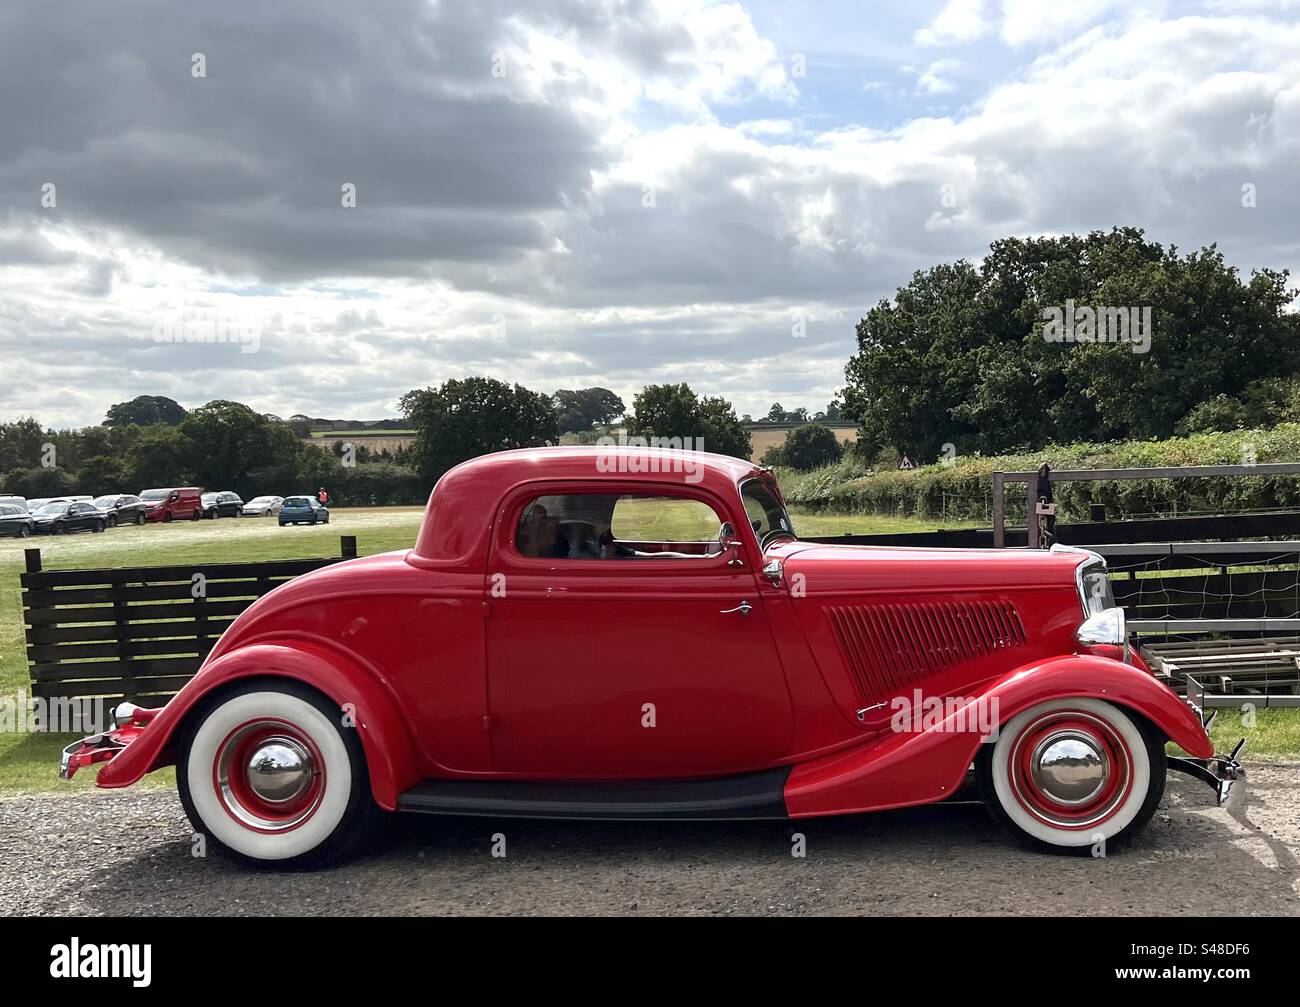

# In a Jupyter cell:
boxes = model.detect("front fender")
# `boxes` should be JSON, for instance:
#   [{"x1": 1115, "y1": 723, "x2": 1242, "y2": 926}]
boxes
[
  {"x1": 96, "y1": 640, "x2": 422, "y2": 810},
  {"x1": 784, "y1": 654, "x2": 1211, "y2": 818}
]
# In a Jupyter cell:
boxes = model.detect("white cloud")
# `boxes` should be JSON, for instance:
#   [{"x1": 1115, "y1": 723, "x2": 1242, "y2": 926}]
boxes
[
  {"x1": 999, "y1": 0, "x2": 1120, "y2": 47},
  {"x1": 915, "y1": 58, "x2": 964, "y2": 94},
  {"x1": 915, "y1": 0, "x2": 990, "y2": 47},
  {"x1": 4, "y1": 1, "x2": 1300, "y2": 427}
]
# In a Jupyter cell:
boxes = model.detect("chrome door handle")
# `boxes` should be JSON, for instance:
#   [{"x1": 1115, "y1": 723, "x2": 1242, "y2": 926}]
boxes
[{"x1": 721, "y1": 601, "x2": 752, "y2": 616}]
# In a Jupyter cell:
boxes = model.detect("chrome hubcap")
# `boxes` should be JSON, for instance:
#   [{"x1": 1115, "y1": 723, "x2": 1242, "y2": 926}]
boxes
[
  {"x1": 246, "y1": 738, "x2": 313, "y2": 804},
  {"x1": 1031, "y1": 731, "x2": 1108, "y2": 805}
]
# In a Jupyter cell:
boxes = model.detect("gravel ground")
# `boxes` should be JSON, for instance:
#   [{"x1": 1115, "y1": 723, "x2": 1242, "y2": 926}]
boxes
[{"x1": 2, "y1": 764, "x2": 1298, "y2": 916}]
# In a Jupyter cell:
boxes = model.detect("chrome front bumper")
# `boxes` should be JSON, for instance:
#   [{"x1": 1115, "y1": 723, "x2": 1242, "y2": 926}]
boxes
[
  {"x1": 1167, "y1": 738, "x2": 1246, "y2": 809},
  {"x1": 1166, "y1": 675, "x2": 1246, "y2": 808},
  {"x1": 58, "y1": 702, "x2": 159, "y2": 780}
]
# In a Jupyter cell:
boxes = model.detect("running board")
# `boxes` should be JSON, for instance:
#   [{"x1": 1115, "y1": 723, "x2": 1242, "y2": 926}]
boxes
[{"x1": 397, "y1": 767, "x2": 791, "y2": 821}]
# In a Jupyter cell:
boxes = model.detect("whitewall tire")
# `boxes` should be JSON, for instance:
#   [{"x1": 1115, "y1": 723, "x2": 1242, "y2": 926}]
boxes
[
  {"x1": 178, "y1": 682, "x2": 383, "y2": 868},
  {"x1": 977, "y1": 698, "x2": 1165, "y2": 852}
]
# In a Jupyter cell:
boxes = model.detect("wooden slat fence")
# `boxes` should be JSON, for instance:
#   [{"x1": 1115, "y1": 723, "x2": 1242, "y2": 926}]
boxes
[{"x1": 22, "y1": 537, "x2": 357, "y2": 705}]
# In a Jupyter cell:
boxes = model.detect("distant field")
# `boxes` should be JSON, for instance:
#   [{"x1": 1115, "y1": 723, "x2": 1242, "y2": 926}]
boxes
[{"x1": 308, "y1": 429, "x2": 414, "y2": 438}]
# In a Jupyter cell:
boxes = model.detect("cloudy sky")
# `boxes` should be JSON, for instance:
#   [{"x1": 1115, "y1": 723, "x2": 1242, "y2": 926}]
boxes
[{"x1": 2, "y1": 0, "x2": 1298, "y2": 428}]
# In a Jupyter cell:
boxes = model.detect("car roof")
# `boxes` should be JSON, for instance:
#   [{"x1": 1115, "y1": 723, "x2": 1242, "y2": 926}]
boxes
[{"x1": 413, "y1": 445, "x2": 763, "y2": 564}]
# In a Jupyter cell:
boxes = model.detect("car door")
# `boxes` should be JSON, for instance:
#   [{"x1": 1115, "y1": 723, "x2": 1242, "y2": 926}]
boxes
[
  {"x1": 484, "y1": 482, "x2": 795, "y2": 778},
  {"x1": 0, "y1": 505, "x2": 14, "y2": 535}
]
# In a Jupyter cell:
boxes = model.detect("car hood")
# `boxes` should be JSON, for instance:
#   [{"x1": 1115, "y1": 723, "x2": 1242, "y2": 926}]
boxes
[{"x1": 767, "y1": 540, "x2": 1091, "y2": 595}]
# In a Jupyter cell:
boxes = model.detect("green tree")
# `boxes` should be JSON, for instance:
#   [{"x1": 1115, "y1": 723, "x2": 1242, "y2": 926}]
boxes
[
  {"x1": 553, "y1": 388, "x2": 625, "y2": 433},
  {"x1": 627, "y1": 384, "x2": 752, "y2": 459},
  {"x1": 0, "y1": 418, "x2": 46, "y2": 473},
  {"x1": 178, "y1": 400, "x2": 297, "y2": 497},
  {"x1": 77, "y1": 454, "x2": 128, "y2": 494},
  {"x1": 780, "y1": 422, "x2": 843, "y2": 471},
  {"x1": 843, "y1": 227, "x2": 1300, "y2": 459},
  {"x1": 399, "y1": 378, "x2": 559, "y2": 486},
  {"x1": 123, "y1": 424, "x2": 193, "y2": 490},
  {"x1": 104, "y1": 395, "x2": 187, "y2": 427}
]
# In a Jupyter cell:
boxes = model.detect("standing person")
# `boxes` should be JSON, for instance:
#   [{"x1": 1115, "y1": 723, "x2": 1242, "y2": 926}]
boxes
[{"x1": 317, "y1": 486, "x2": 329, "y2": 508}]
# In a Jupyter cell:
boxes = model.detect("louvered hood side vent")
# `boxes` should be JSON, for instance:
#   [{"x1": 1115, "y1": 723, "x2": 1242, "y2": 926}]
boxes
[{"x1": 826, "y1": 599, "x2": 1026, "y2": 701}]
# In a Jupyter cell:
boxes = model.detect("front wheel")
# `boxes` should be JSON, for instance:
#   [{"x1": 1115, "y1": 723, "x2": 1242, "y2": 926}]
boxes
[
  {"x1": 977, "y1": 698, "x2": 1164, "y2": 853},
  {"x1": 107, "y1": 514, "x2": 118, "y2": 528},
  {"x1": 93, "y1": 520, "x2": 105, "y2": 533},
  {"x1": 18, "y1": 525, "x2": 30, "y2": 538},
  {"x1": 177, "y1": 682, "x2": 384, "y2": 868},
  {"x1": 163, "y1": 511, "x2": 173, "y2": 523},
  {"x1": 135, "y1": 512, "x2": 146, "y2": 525}
]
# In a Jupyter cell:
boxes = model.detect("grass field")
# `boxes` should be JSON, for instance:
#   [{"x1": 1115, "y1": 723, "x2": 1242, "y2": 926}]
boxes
[{"x1": 1, "y1": 505, "x2": 1293, "y2": 794}]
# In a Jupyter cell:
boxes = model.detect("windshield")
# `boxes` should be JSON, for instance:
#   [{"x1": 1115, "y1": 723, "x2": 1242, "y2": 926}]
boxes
[
  {"x1": 35, "y1": 503, "x2": 67, "y2": 514},
  {"x1": 92, "y1": 496, "x2": 115, "y2": 508},
  {"x1": 740, "y1": 478, "x2": 796, "y2": 544},
  {"x1": 249, "y1": 497, "x2": 272, "y2": 505},
  {"x1": 140, "y1": 490, "x2": 168, "y2": 501}
]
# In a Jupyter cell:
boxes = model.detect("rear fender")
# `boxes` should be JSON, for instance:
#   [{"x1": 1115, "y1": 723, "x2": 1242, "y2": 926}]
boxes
[
  {"x1": 95, "y1": 640, "x2": 421, "y2": 810},
  {"x1": 784, "y1": 654, "x2": 1211, "y2": 818}
]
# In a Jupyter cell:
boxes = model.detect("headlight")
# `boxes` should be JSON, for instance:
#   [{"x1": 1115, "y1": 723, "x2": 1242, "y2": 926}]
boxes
[
  {"x1": 1079, "y1": 563, "x2": 1116, "y2": 616},
  {"x1": 1076, "y1": 607, "x2": 1125, "y2": 647}
]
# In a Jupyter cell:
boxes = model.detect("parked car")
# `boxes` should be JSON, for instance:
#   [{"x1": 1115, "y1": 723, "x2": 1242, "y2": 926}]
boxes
[
  {"x1": 243, "y1": 495, "x2": 284, "y2": 517},
  {"x1": 0, "y1": 494, "x2": 28, "y2": 511},
  {"x1": 278, "y1": 495, "x2": 329, "y2": 525},
  {"x1": 201, "y1": 491, "x2": 245, "y2": 519},
  {"x1": 92, "y1": 494, "x2": 148, "y2": 527},
  {"x1": 140, "y1": 487, "x2": 203, "y2": 522},
  {"x1": 61, "y1": 447, "x2": 1240, "y2": 868},
  {"x1": 0, "y1": 503, "x2": 34, "y2": 538},
  {"x1": 31, "y1": 500, "x2": 108, "y2": 535}
]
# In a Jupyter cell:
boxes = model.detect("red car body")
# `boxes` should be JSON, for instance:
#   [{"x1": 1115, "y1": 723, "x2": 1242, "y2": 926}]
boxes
[{"x1": 65, "y1": 447, "x2": 1236, "y2": 865}]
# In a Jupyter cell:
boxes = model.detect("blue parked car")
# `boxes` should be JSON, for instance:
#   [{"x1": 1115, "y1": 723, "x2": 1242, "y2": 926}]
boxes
[{"x1": 278, "y1": 495, "x2": 330, "y2": 526}]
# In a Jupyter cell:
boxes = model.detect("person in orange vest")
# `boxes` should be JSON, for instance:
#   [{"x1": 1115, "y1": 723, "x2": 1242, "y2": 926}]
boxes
[{"x1": 317, "y1": 486, "x2": 329, "y2": 508}]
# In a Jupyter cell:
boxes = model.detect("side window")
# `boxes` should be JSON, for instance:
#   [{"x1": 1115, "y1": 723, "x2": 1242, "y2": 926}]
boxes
[{"x1": 516, "y1": 493, "x2": 725, "y2": 560}]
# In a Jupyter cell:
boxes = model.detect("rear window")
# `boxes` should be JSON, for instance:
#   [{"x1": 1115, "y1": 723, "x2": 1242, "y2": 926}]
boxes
[{"x1": 516, "y1": 493, "x2": 724, "y2": 560}]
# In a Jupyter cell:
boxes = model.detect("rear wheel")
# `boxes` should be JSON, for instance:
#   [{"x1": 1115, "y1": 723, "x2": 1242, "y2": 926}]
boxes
[
  {"x1": 977, "y1": 698, "x2": 1164, "y2": 853},
  {"x1": 177, "y1": 682, "x2": 383, "y2": 868}
]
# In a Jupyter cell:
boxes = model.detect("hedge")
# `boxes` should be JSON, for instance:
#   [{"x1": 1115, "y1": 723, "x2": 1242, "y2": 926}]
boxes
[{"x1": 775, "y1": 425, "x2": 1300, "y2": 522}]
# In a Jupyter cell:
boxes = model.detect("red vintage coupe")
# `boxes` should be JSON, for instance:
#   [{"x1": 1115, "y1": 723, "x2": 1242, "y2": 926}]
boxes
[{"x1": 61, "y1": 447, "x2": 1242, "y2": 866}]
